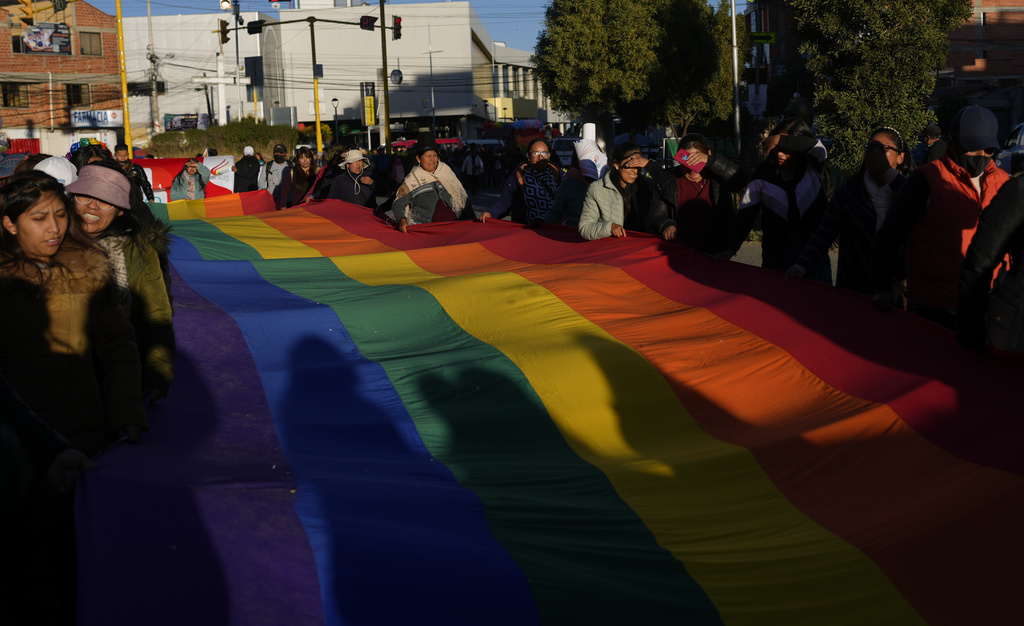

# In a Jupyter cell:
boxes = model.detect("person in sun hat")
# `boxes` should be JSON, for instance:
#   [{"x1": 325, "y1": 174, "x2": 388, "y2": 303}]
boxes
[
  {"x1": 66, "y1": 162, "x2": 175, "y2": 402},
  {"x1": 327, "y1": 148, "x2": 377, "y2": 208},
  {"x1": 232, "y1": 146, "x2": 261, "y2": 193},
  {"x1": 386, "y1": 132, "x2": 475, "y2": 231},
  {"x1": 872, "y1": 105, "x2": 1010, "y2": 330}
]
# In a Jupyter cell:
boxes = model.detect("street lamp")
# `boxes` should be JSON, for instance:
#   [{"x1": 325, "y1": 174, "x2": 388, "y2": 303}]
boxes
[
  {"x1": 502, "y1": 106, "x2": 508, "y2": 122},
  {"x1": 331, "y1": 97, "x2": 339, "y2": 146}
]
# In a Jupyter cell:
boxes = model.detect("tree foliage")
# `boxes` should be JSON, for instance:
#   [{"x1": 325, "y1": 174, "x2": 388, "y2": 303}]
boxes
[
  {"x1": 149, "y1": 118, "x2": 299, "y2": 158},
  {"x1": 533, "y1": 0, "x2": 719, "y2": 138},
  {"x1": 791, "y1": 0, "x2": 972, "y2": 172},
  {"x1": 667, "y1": 2, "x2": 752, "y2": 136}
]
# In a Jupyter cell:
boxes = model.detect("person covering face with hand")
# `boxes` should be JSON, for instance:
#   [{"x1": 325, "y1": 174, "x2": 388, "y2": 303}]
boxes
[{"x1": 481, "y1": 139, "x2": 563, "y2": 224}]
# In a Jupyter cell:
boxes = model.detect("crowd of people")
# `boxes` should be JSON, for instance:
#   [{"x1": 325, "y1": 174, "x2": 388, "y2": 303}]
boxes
[
  {"x1": 261, "y1": 108, "x2": 1021, "y2": 358},
  {"x1": 1, "y1": 100, "x2": 1021, "y2": 620}
]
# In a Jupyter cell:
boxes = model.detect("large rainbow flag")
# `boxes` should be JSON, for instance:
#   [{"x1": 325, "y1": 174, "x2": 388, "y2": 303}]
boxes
[{"x1": 76, "y1": 191, "x2": 1024, "y2": 625}]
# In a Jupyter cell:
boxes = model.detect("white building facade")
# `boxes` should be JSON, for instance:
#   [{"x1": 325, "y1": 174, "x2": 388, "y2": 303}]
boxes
[
  {"x1": 121, "y1": 11, "x2": 271, "y2": 141},
  {"x1": 122, "y1": 1, "x2": 570, "y2": 147}
]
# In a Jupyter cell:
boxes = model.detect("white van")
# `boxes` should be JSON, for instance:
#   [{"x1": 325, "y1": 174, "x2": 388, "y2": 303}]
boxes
[{"x1": 551, "y1": 137, "x2": 580, "y2": 167}]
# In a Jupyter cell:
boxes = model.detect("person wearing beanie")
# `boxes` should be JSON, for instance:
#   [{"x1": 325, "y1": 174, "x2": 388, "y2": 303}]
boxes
[
  {"x1": 327, "y1": 149, "x2": 377, "y2": 208},
  {"x1": 921, "y1": 124, "x2": 947, "y2": 165},
  {"x1": 872, "y1": 105, "x2": 1010, "y2": 329},
  {"x1": 232, "y1": 146, "x2": 261, "y2": 193},
  {"x1": 67, "y1": 162, "x2": 175, "y2": 402}
]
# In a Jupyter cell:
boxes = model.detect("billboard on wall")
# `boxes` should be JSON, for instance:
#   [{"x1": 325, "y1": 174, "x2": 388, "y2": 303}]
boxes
[
  {"x1": 23, "y1": 23, "x2": 72, "y2": 55},
  {"x1": 71, "y1": 109, "x2": 124, "y2": 128},
  {"x1": 164, "y1": 114, "x2": 209, "y2": 131}
]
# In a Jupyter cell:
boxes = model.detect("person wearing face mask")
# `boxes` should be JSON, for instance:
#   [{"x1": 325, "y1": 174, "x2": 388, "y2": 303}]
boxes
[
  {"x1": 786, "y1": 127, "x2": 915, "y2": 294},
  {"x1": 480, "y1": 139, "x2": 563, "y2": 224},
  {"x1": 871, "y1": 105, "x2": 1010, "y2": 329},
  {"x1": 578, "y1": 142, "x2": 666, "y2": 241},
  {"x1": 259, "y1": 143, "x2": 291, "y2": 203}
]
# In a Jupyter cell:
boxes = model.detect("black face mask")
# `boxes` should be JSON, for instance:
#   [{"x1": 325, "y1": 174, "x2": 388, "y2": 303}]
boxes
[
  {"x1": 952, "y1": 154, "x2": 992, "y2": 177},
  {"x1": 273, "y1": 154, "x2": 286, "y2": 164}
]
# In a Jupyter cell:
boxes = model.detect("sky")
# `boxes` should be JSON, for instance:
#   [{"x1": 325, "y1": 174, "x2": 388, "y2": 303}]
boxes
[{"x1": 85, "y1": 0, "x2": 552, "y2": 53}]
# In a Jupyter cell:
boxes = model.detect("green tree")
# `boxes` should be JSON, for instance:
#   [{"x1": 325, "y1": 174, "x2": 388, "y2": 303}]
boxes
[
  {"x1": 533, "y1": 0, "x2": 718, "y2": 142},
  {"x1": 667, "y1": 2, "x2": 751, "y2": 137},
  {"x1": 791, "y1": 0, "x2": 972, "y2": 172}
]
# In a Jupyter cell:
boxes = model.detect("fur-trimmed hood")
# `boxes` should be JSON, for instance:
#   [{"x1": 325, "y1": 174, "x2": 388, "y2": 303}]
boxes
[{"x1": 0, "y1": 237, "x2": 112, "y2": 294}]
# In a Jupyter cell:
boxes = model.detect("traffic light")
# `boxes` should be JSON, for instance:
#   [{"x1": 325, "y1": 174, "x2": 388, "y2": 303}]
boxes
[
  {"x1": 219, "y1": 19, "x2": 230, "y2": 44},
  {"x1": 359, "y1": 16, "x2": 377, "y2": 31},
  {"x1": 392, "y1": 16, "x2": 402, "y2": 40},
  {"x1": 247, "y1": 20, "x2": 265, "y2": 35}
]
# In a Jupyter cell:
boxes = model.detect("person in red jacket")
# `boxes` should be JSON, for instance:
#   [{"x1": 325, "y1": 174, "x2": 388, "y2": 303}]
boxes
[{"x1": 871, "y1": 105, "x2": 1010, "y2": 329}]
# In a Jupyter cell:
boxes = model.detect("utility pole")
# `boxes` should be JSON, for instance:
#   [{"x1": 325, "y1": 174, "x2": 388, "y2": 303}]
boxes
[
  {"x1": 731, "y1": 0, "x2": 741, "y2": 154},
  {"x1": 147, "y1": 0, "x2": 161, "y2": 136},
  {"x1": 426, "y1": 25, "x2": 440, "y2": 135},
  {"x1": 232, "y1": 0, "x2": 244, "y2": 119},
  {"x1": 378, "y1": 2, "x2": 391, "y2": 148},
  {"x1": 114, "y1": 0, "x2": 133, "y2": 156},
  {"x1": 193, "y1": 53, "x2": 249, "y2": 124}
]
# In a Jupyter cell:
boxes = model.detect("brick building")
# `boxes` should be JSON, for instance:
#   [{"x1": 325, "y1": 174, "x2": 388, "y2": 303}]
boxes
[
  {"x1": 0, "y1": 1, "x2": 123, "y2": 154},
  {"x1": 946, "y1": 0, "x2": 1024, "y2": 86}
]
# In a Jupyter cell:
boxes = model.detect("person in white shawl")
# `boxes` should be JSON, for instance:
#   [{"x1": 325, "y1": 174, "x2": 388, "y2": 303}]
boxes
[{"x1": 387, "y1": 133, "x2": 475, "y2": 232}]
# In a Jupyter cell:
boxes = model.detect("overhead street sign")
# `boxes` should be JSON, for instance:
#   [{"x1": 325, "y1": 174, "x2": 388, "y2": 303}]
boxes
[{"x1": 750, "y1": 32, "x2": 776, "y2": 45}]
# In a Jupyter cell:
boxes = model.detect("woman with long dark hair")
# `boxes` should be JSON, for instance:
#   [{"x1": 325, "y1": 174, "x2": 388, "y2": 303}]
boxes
[
  {"x1": 277, "y1": 146, "x2": 318, "y2": 208},
  {"x1": 0, "y1": 171, "x2": 147, "y2": 455}
]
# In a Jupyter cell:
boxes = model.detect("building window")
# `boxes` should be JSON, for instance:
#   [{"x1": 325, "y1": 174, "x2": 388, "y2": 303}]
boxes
[
  {"x1": 66, "y1": 84, "x2": 89, "y2": 107},
  {"x1": 80, "y1": 32, "x2": 102, "y2": 56},
  {"x1": 12, "y1": 35, "x2": 24, "y2": 54},
  {"x1": 2, "y1": 83, "x2": 29, "y2": 108}
]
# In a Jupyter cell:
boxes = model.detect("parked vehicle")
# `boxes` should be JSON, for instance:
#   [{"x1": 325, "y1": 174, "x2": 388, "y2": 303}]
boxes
[
  {"x1": 391, "y1": 137, "x2": 465, "y2": 152},
  {"x1": 995, "y1": 122, "x2": 1024, "y2": 175},
  {"x1": 991, "y1": 121, "x2": 1024, "y2": 174},
  {"x1": 551, "y1": 136, "x2": 580, "y2": 167}
]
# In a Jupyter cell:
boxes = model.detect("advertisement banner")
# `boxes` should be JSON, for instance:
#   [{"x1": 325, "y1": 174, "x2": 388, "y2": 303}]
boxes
[
  {"x1": 361, "y1": 82, "x2": 376, "y2": 126},
  {"x1": 23, "y1": 23, "x2": 72, "y2": 55},
  {"x1": 164, "y1": 114, "x2": 209, "y2": 131},
  {"x1": 71, "y1": 109, "x2": 124, "y2": 128}
]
